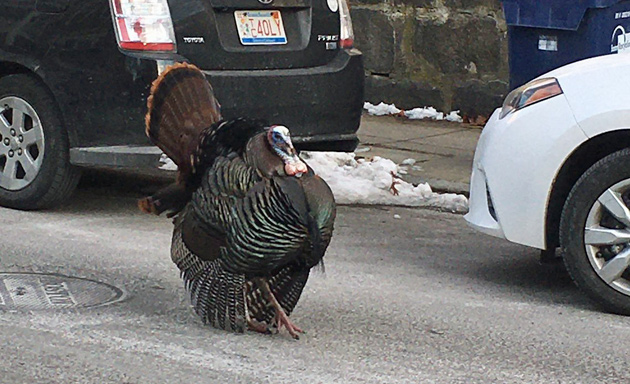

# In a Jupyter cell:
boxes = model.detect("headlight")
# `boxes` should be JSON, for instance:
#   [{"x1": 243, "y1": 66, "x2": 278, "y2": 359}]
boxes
[{"x1": 499, "y1": 78, "x2": 563, "y2": 119}]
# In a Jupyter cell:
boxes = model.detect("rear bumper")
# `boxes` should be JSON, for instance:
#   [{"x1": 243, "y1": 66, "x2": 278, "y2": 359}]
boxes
[
  {"x1": 202, "y1": 49, "x2": 364, "y2": 151},
  {"x1": 68, "y1": 51, "x2": 364, "y2": 169},
  {"x1": 62, "y1": 47, "x2": 362, "y2": 165}
]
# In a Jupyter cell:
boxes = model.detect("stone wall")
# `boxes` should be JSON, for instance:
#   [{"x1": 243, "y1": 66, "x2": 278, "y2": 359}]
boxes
[{"x1": 351, "y1": 0, "x2": 509, "y2": 119}]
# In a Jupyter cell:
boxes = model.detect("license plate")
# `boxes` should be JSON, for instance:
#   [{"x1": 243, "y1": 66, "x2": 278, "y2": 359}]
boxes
[{"x1": 234, "y1": 10, "x2": 287, "y2": 45}]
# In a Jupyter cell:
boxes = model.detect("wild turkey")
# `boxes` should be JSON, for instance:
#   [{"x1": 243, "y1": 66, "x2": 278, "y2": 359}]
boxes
[{"x1": 139, "y1": 63, "x2": 336, "y2": 338}]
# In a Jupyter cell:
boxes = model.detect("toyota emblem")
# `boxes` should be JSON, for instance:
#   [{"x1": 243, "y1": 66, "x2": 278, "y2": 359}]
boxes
[{"x1": 258, "y1": 0, "x2": 273, "y2": 4}]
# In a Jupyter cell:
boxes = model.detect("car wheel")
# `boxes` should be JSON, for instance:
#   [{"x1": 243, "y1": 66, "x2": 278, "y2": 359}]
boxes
[
  {"x1": 0, "y1": 74, "x2": 80, "y2": 210},
  {"x1": 560, "y1": 148, "x2": 630, "y2": 315}
]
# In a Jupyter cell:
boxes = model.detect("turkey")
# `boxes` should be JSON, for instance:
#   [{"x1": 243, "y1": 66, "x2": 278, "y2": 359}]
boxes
[{"x1": 139, "y1": 63, "x2": 336, "y2": 339}]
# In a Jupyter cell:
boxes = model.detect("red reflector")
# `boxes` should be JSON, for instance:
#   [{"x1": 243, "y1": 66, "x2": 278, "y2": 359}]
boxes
[
  {"x1": 112, "y1": 0, "x2": 123, "y2": 14},
  {"x1": 119, "y1": 42, "x2": 175, "y2": 51},
  {"x1": 116, "y1": 18, "x2": 130, "y2": 41},
  {"x1": 340, "y1": 39, "x2": 353, "y2": 49}
]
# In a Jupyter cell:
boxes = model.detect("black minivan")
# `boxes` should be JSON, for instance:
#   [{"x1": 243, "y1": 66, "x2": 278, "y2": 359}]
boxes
[{"x1": 0, "y1": 0, "x2": 364, "y2": 209}]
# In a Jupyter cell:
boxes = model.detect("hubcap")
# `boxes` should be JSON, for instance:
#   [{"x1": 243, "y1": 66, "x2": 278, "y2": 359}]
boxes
[
  {"x1": 584, "y1": 179, "x2": 630, "y2": 296},
  {"x1": 0, "y1": 97, "x2": 45, "y2": 190}
]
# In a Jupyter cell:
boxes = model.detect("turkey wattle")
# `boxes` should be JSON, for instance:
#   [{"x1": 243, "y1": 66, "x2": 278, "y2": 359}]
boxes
[{"x1": 139, "y1": 63, "x2": 336, "y2": 339}]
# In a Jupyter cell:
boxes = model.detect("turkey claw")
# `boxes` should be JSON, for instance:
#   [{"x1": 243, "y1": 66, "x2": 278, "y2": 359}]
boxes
[{"x1": 275, "y1": 310, "x2": 303, "y2": 340}]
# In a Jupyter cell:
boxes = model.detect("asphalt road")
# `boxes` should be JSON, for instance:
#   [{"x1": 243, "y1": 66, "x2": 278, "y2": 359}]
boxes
[{"x1": 0, "y1": 177, "x2": 629, "y2": 383}]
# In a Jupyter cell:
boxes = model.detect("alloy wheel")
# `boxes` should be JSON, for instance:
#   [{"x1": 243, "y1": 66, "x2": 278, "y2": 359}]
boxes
[
  {"x1": 584, "y1": 179, "x2": 630, "y2": 297},
  {"x1": 0, "y1": 96, "x2": 45, "y2": 190}
]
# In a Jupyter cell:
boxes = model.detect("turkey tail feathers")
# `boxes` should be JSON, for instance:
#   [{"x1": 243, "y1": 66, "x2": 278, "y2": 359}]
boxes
[
  {"x1": 140, "y1": 63, "x2": 222, "y2": 216},
  {"x1": 145, "y1": 62, "x2": 222, "y2": 179},
  {"x1": 172, "y1": 215, "x2": 247, "y2": 332},
  {"x1": 187, "y1": 256, "x2": 247, "y2": 332}
]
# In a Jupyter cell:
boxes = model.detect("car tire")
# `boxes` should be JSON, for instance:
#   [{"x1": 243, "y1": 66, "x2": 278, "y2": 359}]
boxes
[
  {"x1": 0, "y1": 74, "x2": 80, "y2": 210},
  {"x1": 560, "y1": 148, "x2": 630, "y2": 315}
]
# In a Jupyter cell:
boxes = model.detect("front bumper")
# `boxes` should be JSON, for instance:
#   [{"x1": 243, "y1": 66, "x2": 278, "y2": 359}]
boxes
[
  {"x1": 464, "y1": 127, "x2": 506, "y2": 240},
  {"x1": 464, "y1": 96, "x2": 588, "y2": 250}
]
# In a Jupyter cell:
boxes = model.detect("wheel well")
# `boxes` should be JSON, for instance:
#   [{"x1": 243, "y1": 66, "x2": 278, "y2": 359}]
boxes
[
  {"x1": 0, "y1": 61, "x2": 76, "y2": 146},
  {"x1": 546, "y1": 130, "x2": 630, "y2": 249},
  {"x1": 0, "y1": 61, "x2": 31, "y2": 78}
]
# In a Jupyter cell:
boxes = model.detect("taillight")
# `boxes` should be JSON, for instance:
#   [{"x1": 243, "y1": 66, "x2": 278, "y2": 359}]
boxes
[
  {"x1": 338, "y1": 0, "x2": 354, "y2": 49},
  {"x1": 109, "y1": 0, "x2": 176, "y2": 52}
]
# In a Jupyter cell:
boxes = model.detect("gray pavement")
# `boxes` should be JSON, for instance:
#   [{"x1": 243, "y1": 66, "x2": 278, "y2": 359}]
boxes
[
  {"x1": 356, "y1": 113, "x2": 482, "y2": 195},
  {"x1": 4, "y1": 192, "x2": 630, "y2": 384}
]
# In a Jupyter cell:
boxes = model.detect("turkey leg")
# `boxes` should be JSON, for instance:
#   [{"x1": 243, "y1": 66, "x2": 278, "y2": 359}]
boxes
[{"x1": 255, "y1": 278, "x2": 303, "y2": 339}]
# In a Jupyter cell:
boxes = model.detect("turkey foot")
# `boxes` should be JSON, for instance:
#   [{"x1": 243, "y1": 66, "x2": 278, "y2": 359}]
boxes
[
  {"x1": 255, "y1": 278, "x2": 304, "y2": 340},
  {"x1": 274, "y1": 306, "x2": 303, "y2": 339},
  {"x1": 247, "y1": 318, "x2": 271, "y2": 334}
]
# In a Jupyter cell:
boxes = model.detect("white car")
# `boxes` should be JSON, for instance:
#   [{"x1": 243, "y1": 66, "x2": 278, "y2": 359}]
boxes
[{"x1": 465, "y1": 53, "x2": 630, "y2": 315}]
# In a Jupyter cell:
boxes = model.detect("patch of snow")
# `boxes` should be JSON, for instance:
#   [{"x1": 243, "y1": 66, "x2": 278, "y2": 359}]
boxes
[
  {"x1": 156, "y1": 151, "x2": 468, "y2": 212},
  {"x1": 364, "y1": 102, "x2": 463, "y2": 123},
  {"x1": 363, "y1": 102, "x2": 401, "y2": 116},
  {"x1": 354, "y1": 146, "x2": 372, "y2": 153},
  {"x1": 401, "y1": 158, "x2": 416, "y2": 166},
  {"x1": 405, "y1": 106, "x2": 443, "y2": 120},
  {"x1": 445, "y1": 111, "x2": 464, "y2": 123},
  {"x1": 159, "y1": 154, "x2": 177, "y2": 171},
  {"x1": 302, "y1": 151, "x2": 468, "y2": 213}
]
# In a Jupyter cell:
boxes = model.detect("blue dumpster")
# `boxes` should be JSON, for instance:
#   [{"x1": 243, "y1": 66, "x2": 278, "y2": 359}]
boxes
[{"x1": 503, "y1": 0, "x2": 630, "y2": 89}]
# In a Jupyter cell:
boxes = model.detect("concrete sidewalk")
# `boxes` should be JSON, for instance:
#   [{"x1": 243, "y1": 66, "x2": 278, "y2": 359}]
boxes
[{"x1": 356, "y1": 114, "x2": 482, "y2": 195}]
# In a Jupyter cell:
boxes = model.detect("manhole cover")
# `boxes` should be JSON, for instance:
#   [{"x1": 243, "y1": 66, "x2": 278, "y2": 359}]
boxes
[{"x1": 0, "y1": 273, "x2": 125, "y2": 310}]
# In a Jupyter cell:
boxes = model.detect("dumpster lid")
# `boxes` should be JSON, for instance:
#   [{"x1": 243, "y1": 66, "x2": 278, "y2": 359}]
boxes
[{"x1": 503, "y1": 0, "x2": 624, "y2": 30}]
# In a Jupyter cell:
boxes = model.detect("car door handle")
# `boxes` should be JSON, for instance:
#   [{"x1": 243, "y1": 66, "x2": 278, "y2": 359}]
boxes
[{"x1": 36, "y1": 0, "x2": 70, "y2": 13}]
